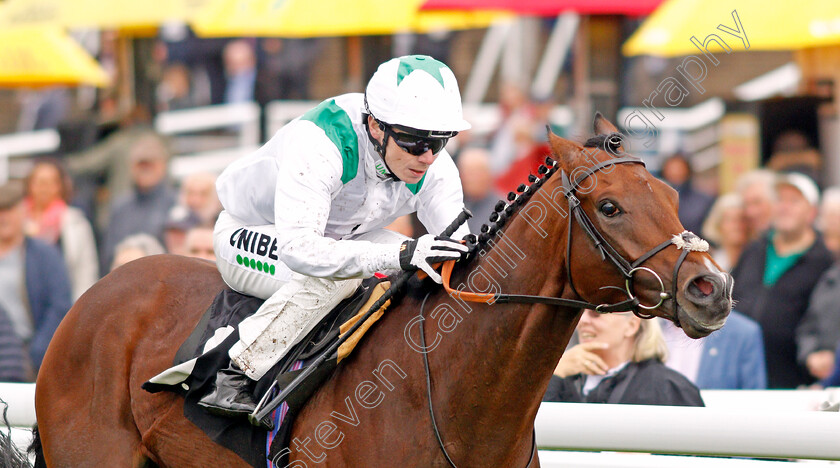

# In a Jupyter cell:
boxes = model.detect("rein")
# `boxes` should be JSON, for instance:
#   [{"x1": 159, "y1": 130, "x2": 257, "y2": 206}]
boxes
[
  {"x1": 423, "y1": 150, "x2": 708, "y2": 467},
  {"x1": 418, "y1": 291, "x2": 537, "y2": 468},
  {"x1": 442, "y1": 153, "x2": 709, "y2": 320}
]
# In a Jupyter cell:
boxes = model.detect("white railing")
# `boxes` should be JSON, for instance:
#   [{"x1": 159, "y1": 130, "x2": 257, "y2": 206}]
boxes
[
  {"x1": 153, "y1": 102, "x2": 262, "y2": 179},
  {"x1": 0, "y1": 383, "x2": 36, "y2": 455},
  {"x1": 538, "y1": 451, "x2": 840, "y2": 467},
  {"x1": 535, "y1": 400, "x2": 840, "y2": 460},
  {"x1": 169, "y1": 145, "x2": 259, "y2": 179},
  {"x1": 0, "y1": 129, "x2": 60, "y2": 184},
  {"x1": 265, "y1": 100, "x2": 319, "y2": 140},
  {"x1": 3, "y1": 383, "x2": 840, "y2": 463},
  {"x1": 154, "y1": 102, "x2": 261, "y2": 150}
]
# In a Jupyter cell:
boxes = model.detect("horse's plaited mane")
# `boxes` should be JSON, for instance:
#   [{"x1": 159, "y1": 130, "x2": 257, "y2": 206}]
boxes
[
  {"x1": 467, "y1": 132, "x2": 625, "y2": 250},
  {"x1": 466, "y1": 155, "x2": 556, "y2": 249}
]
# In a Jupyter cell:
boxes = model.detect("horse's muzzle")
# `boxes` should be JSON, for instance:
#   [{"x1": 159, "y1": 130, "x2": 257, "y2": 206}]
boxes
[{"x1": 677, "y1": 272, "x2": 733, "y2": 337}]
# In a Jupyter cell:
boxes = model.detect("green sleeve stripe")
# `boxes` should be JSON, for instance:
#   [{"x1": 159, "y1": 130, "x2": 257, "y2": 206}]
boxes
[
  {"x1": 405, "y1": 173, "x2": 426, "y2": 194},
  {"x1": 301, "y1": 99, "x2": 359, "y2": 184}
]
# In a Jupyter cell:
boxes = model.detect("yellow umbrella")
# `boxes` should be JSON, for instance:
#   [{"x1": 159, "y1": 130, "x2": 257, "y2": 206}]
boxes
[
  {"x1": 191, "y1": 0, "x2": 507, "y2": 37},
  {"x1": 0, "y1": 0, "x2": 213, "y2": 30},
  {"x1": 0, "y1": 26, "x2": 110, "y2": 87},
  {"x1": 624, "y1": 0, "x2": 840, "y2": 57}
]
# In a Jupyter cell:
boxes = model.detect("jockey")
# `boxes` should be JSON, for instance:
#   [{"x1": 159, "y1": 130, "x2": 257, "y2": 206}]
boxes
[{"x1": 197, "y1": 55, "x2": 472, "y2": 424}]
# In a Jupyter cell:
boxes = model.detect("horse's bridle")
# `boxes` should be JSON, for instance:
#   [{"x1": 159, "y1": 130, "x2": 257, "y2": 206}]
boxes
[
  {"x1": 427, "y1": 149, "x2": 711, "y2": 468},
  {"x1": 559, "y1": 155, "x2": 709, "y2": 319},
  {"x1": 442, "y1": 151, "x2": 710, "y2": 321}
]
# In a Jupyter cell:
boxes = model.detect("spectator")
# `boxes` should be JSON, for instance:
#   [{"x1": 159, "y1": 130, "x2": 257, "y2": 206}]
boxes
[
  {"x1": 111, "y1": 234, "x2": 166, "y2": 271},
  {"x1": 457, "y1": 147, "x2": 501, "y2": 232},
  {"x1": 161, "y1": 26, "x2": 227, "y2": 106},
  {"x1": 163, "y1": 207, "x2": 202, "y2": 256},
  {"x1": 766, "y1": 130, "x2": 821, "y2": 184},
  {"x1": 0, "y1": 304, "x2": 29, "y2": 382},
  {"x1": 178, "y1": 172, "x2": 222, "y2": 225},
  {"x1": 732, "y1": 172, "x2": 833, "y2": 388},
  {"x1": 22, "y1": 159, "x2": 99, "y2": 301},
  {"x1": 735, "y1": 169, "x2": 776, "y2": 241},
  {"x1": 660, "y1": 155, "x2": 714, "y2": 235},
  {"x1": 223, "y1": 40, "x2": 257, "y2": 104},
  {"x1": 817, "y1": 342, "x2": 840, "y2": 388},
  {"x1": 660, "y1": 311, "x2": 767, "y2": 389},
  {"x1": 64, "y1": 108, "x2": 154, "y2": 231},
  {"x1": 817, "y1": 187, "x2": 840, "y2": 258},
  {"x1": 100, "y1": 133, "x2": 176, "y2": 274},
  {"x1": 255, "y1": 38, "x2": 323, "y2": 104},
  {"x1": 0, "y1": 180, "x2": 72, "y2": 374},
  {"x1": 795, "y1": 260, "x2": 840, "y2": 381},
  {"x1": 16, "y1": 88, "x2": 70, "y2": 132},
  {"x1": 543, "y1": 309, "x2": 704, "y2": 406},
  {"x1": 156, "y1": 62, "x2": 196, "y2": 112},
  {"x1": 489, "y1": 82, "x2": 531, "y2": 176},
  {"x1": 701, "y1": 193, "x2": 747, "y2": 271},
  {"x1": 184, "y1": 226, "x2": 216, "y2": 262}
]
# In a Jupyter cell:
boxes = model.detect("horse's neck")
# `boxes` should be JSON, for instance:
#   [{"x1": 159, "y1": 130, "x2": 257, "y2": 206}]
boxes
[{"x1": 423, "y1": 213, "x2": 581, "y2": 459}]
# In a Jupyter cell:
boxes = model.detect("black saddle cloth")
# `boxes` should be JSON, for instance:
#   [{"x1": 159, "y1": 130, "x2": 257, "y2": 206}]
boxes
[{"x1": 142, "y1": 276, "x2": 384, "y2": 467}]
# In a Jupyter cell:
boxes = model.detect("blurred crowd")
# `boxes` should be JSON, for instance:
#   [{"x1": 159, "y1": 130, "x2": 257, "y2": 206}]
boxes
[
  {"x1": 3, "y1": 33, "x2": 840, "y2": 407},
  {"x1": 0, "y1": 137, "x2": 221, "y2": 381}
]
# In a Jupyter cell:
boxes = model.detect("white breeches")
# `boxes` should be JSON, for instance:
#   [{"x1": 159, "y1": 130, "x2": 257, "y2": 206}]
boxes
[{"x1": 213, "y1": 211, "x2": 406, "y2": 380}]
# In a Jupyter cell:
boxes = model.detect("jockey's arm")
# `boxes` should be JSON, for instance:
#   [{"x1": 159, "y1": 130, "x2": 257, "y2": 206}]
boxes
[
  {"x1": 416, "y1": 150, "x2": 472, "y2": 241},
  {"x1": 272, "y1": 139, "x2": 402, "y2": 280}
]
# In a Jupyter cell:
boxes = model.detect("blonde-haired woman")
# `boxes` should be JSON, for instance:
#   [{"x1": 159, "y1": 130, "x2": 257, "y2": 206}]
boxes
[
  {"x1": 702, "y1": 193, "x2": 747, "y2": 271},
  {"x1": 542, "y1": 309, "x2": 704, "y2": 406}
]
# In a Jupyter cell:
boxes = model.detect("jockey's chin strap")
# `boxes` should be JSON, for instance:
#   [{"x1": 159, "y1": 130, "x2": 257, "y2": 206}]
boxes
[{"x1": 439, "y1": 154, "x2": 710, "y2": 318}]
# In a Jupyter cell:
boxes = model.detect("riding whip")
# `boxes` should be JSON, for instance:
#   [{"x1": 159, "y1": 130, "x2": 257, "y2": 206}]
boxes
[{"x1": 250, "y1": 208, "x2": 473, "y2": 426}]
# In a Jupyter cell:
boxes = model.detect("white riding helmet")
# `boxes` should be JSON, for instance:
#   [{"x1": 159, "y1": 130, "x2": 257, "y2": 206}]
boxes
[{"x1": 365, "y1": 55, "x2": 471, "y2": 136}]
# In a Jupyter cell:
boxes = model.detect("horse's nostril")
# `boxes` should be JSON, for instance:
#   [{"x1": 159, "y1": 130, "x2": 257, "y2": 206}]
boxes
[{"x1": 690, "y1": 277, "x2": 715, "y2": 297}]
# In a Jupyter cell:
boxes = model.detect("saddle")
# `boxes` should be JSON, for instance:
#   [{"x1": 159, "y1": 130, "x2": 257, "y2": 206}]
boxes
[{"x1": 142, "y1": 276, "x2": 390, "y2": 468}]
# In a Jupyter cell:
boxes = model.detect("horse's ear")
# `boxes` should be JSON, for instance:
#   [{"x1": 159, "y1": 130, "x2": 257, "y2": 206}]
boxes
[
  {"x1": 593, "y1": 112, "x2": 619, "y2": 135},
  {"x1": 548, "y1": 130, "x2": 583, "y2": 167}
]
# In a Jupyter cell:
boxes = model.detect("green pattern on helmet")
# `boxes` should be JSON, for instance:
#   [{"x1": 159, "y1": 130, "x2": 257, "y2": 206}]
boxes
[
  {"x1": 301, "y1": 99, "x2": 359, "y2": 184},
  {"x1": 397, "y1": 56, "x2": 446, "y2": 88}
]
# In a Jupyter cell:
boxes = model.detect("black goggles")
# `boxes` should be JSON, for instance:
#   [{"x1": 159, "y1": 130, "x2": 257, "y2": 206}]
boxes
[{"x1": 384, "y1": 125, "x2": 451, "y2": 156}]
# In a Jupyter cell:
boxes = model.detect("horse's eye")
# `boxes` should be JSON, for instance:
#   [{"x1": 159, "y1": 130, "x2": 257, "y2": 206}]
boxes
[{"x1": 600, "y1": 201, "x2": 619, "y2": 217}]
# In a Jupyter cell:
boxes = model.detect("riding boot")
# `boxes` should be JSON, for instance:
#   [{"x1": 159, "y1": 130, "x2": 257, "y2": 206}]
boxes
[{"x1": 198, "y1": 363, "x2": 274, "y2": 430}]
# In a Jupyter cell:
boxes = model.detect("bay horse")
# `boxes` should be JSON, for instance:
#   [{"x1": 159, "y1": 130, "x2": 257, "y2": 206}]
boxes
[{"x1": 33, "y1": 115, "x2": 732, "y2": 467}]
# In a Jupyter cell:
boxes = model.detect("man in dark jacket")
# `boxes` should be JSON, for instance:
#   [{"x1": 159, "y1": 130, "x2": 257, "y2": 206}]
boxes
[
  {"x1": 732, "y1": 173, "x2": 833, "y2": 388},
  {"x1": 99, "y1": 133, "x2": 176, "y2": 274},
  {"x1": 661, "y1": 155, "x2": 714, "y2": 235},
  {"x1": 0, "y1": 181, "x2": 72, "y2": 374},
  {"x1": 0, "y1": 304, "x2": 29, "y2": 382},
  {"x1": 795, "y1": 263, "x2": 840, "y2": 380}
]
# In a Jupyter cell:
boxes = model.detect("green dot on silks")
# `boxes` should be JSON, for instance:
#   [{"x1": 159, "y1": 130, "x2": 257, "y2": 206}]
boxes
[
  {"x1": 250, "y1": 258, "x2": 256, "y2": 269},
  {"x1": 257, "y1": 260, "x2": 263, "y2": 271},
  {"x1": 270, "y1": 264, "x2": 276, "y2": 275},
  {"x1": 236, "y1": 254, "x2": 243, "y2": 265}
]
